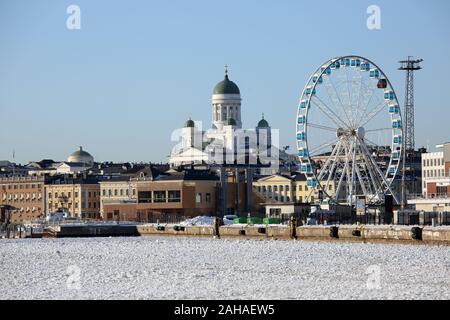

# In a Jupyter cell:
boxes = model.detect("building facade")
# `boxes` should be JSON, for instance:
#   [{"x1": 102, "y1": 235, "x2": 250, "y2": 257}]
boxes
[
  {"x1": 99, "y1": 178, "x2": 137, "y2": 218},
  {"x1": 253, "y1": 174, "x2": 335, "y2": 204},
  {"x1": 409, "y1": 142, "x2": 450, "y2": 212},
  {"x1": 45, "y1": 178, "x2": 100, "y2": 219},
  {"x1": 0, "y1": 176, "x2": 45, "y2": 223}
]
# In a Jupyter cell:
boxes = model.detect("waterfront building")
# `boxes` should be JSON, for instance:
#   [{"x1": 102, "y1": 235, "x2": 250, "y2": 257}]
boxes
[
  {"x1": 409, "y1": 142, "x2": 450, "y2": 212},
  {"x1": 45, "y1": 176, "x2": 101, "y2": 219},
  {"x1": 99, "y1": 177, "x2": 137, "y2": 219},
  {"x1": 253, "y1": 173, "x2": 335, "y2": 204},
  {"x1": 0, "y1": 176, "x2": 45, "y2": 223}
]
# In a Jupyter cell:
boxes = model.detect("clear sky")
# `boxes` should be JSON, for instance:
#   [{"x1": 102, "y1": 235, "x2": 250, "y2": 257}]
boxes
[{"x1": 1, "y1": 0, "x2": 449, "y2": 164}]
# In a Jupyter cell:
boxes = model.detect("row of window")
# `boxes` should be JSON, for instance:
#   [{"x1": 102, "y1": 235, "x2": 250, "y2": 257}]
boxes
[
  {"x1": 423, "y1": 158, "x2": 444, "y2": 167},
  {"x1": 48, "y1": 201, "x2": 97, "y2": 210},
  {"x1": 48, "y1": 191, "x2": 97, "y2": 199},
  {"x1": 196, "y1": 193, "x2": 211, "y2": 204},
  {"x1": 102, "y1": 188, "x2": 136, "y2": 197},
  {"x1": 0, "y1": 184, "x2": 41, "y2": 190},
  {"x1": 138, "y1": 190, "x2": 182, "y2": 203},
  {"x1": 423, "y1": 169, "x2": 446, "y2": 178},
  {"x1": 1, "y1": 193, "x2": 42, "y2": 200}
]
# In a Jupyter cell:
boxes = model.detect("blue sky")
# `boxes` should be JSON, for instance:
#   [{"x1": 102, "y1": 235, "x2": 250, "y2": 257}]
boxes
[{"x1": 1, "y1": 0, "x2": 449, "y2": 164}]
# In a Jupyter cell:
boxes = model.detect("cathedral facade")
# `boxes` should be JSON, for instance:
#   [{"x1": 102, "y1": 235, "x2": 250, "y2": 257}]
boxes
[{"x1": 169, "y1": 68, "x2": 275, "y2": 170}]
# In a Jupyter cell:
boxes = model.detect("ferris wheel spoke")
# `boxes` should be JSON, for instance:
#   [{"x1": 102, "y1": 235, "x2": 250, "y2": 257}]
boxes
[
  {"x1": 354, "y1": 75, "x2": 375, "y2": 126},
  {"x1": 365, "y1": 127, "x2": 392, "y2": 133},
  {"x1": 364, "y1": 137, "x2": 384, "y2": 150},
  {"x1": 328, "y1": 74, "x2": 355, "y2": 128},
  {"x1": 359, "y1": 100, "x2": 390, "y2": 128},
  {"x1": 335, "y1": 140, "x2": 351, "y2": 202},
  {"x1": 307, "y1": 123, "x2": 338, "y2": 132},
  {"x1": 358, "y1": 139, "x2": 384, "y2": 196},
  {"x1": 308, "y1": 137, "x2": 339, "y2": 157},
  {"x1": 344, "y1": 69, "x2": 357, "y2": 128},
  {"x1": 355, "y1": 83, "x2": 377, "y2": 127},
  {"x1": 358, "y1": 137, "x2": 400, "y2": 204},
  {"x1": 322, "y1": 142, "x2": 343, "y2": 197},
  {"x1": 310, "y1": 98, "x2": 347, "y2": 129},
  {"x1": 316, "y1": 140, "x2": 340, "y2": 181},
  {"x1": 314, "y1": 95, "x2": 350, "y2": 128}
]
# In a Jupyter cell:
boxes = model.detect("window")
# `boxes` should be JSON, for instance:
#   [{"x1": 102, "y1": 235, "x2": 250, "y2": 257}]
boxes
[
  {"x1": 132, "y1": 189, "x2": 136, "y2": 196},
  {"x1": 88, "y1": 202, "x2": 91, "y2": 209},
  {"x1": 138, "y1": 191, "x2": 152, "y2": 203},
  {"x1": 298, "y1": 185, "x2": 302, "y2": 192},
  {"x1": 68, "y1": 192, "x2": 71, "y2": 198},
  {"x1": 329, "y1": 185, "x2": 333, "y2": 191},
  {"x1": 206, "y1": 193, "x2": 211, "y2": 204},
  {"x1": 54, "y1": 192, "x2": 58, "y2": 198},
  {"x1": 75, "y1": 202, "x2": 78, "y2": 209},
  {"x1": 88, "y1": 192, "x2": 92, "y2": 197},
  {"x1": 120, "y1": 189, "x2": 123, "y2": 196},
  {"x1": 268, "y1": 186, "x2": 272, "y2": 193},
  {"x1": 126, "y1": 189, "x2": 129, "y2": 196},
  {"x1": 286, "y1": 185, "x2": 289, "y2": 192},
  {"x1": 196, "y1": 193, "x2": 202, "y2": 203},
  {"x1": 93, "y1": 202, "x2": 96, "y2": 208},
  {"x1": 292, "y1": 185, "x2": 296, "y2": 192},
  {"x1": 154, "y1": 191, "x2": 166, "y2": 203},
  {"x1": 108, "y1": 189, "x2": 112, "y2": 196},
  {"x1": 75, "y1": 192, "x2": 78, "y2": 198},
  {"x1": 93, "y1": 192, "x2": 96, "y2": 197},
  {"x1": 280, "y1": 186, "x2": 283, "y2": 192},
  {"x1": 274, "y1": 186, "x2": 278, "y2": 192},
  {"x1": 114, "y1": 190, "x2": 118, "y2": 196},
  {"x1": 102, "y1": 190, "x2": 106, "y2": 196},
  {"x1": 168, "y1": 190, "x2": 181, "y2": 203}
]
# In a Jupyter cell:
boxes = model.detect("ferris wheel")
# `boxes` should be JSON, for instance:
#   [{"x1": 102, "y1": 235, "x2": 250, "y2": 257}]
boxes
[{"x1": 296, "y1": 55, "x2": 402, "y2": 206}]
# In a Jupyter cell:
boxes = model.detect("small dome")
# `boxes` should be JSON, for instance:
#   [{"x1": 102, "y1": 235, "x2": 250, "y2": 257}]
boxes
[
  {"x1": 67, "y1": 146, "x2": 94, "y2": 165},
  {"x1": 213, "y1": 68, "x2": 240, "y2": 95},
  {"x1": 257, "y1": 114, "x2": 270, "y2": 128},
  {"x1": 227, "y1": 118, "x2": 237, "y2": 126},
  {"x1": 184, "y1": 118, "x2": 195, "y2": 128}
]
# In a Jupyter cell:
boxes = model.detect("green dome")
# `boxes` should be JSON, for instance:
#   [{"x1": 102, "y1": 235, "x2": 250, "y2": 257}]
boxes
[
  {"x1": 184, "y1": 119, "x2": 195, "y2": 128},
  {"x1": 213, "y1": 74, "x2": 240, "y2": 95},
  {"x1": 227, "y1": 118, "x2": 237, "y2": 126},
  {"x1": 257, "y1": 114, "x2": 270, "y2": 128}
]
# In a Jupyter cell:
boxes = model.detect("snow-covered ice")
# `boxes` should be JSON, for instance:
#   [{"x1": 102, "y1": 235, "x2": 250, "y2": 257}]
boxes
[{"x1": 0, "y1": 237, "x2": 448, "y2": 300}]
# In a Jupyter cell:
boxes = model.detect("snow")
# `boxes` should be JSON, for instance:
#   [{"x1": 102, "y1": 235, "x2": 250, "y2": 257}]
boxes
[
  {"x1": 179, "y1": 216, "x2": 214, "y2": 226},
  {"x1": 0, "y1": 237, "x2": 449, "y2": 300}
]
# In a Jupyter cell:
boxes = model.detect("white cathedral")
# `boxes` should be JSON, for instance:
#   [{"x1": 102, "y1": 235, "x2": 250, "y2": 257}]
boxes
[{"x1": 169, "y1": 68, "x2": 282, "y2": 172}]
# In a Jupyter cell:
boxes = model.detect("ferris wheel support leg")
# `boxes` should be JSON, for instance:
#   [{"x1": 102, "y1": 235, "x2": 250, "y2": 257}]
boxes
[
  {"x1": 359, "y1": 137, "x2": 400, "y2": 205},
  {"x1": 323, "y1": 142, "x2": 343, "y2": 196},
  {"x1": 335, "y1": 140, "x2": 351, "y2": 203}
]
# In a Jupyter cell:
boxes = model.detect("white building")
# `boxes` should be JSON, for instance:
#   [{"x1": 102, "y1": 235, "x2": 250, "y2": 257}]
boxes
[
  {"x1": 169, "y1": 68, "x2": 275, "y2": 170},
  {"x1": 409, "y1": 142, "x2": 450, "y2": 212}
]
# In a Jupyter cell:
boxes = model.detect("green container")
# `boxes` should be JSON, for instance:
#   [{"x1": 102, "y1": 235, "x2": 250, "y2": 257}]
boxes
[
  {"x1": 233, "y1": 217, "x2": 247, "y2": 224},
  {"x1": 247, "y1": 217, "x2": 263, "y2": 224},
  {"x1": 263, "y1": 218, "x2": 281, "y2": 225}
]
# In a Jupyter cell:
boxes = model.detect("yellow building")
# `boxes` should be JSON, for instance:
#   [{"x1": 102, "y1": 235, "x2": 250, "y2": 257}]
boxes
[
  {"x1": 45, "y1": 177, "x2": 100, "y2": 219},
  {"x1": 253, "y1": 174, "x2": 335, "y2": 204}
]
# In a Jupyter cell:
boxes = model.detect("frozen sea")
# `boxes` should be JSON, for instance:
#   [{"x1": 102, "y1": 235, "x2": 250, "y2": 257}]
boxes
[{"x1": 0, "y1": 236, "x2": 449, "y2": 300}]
